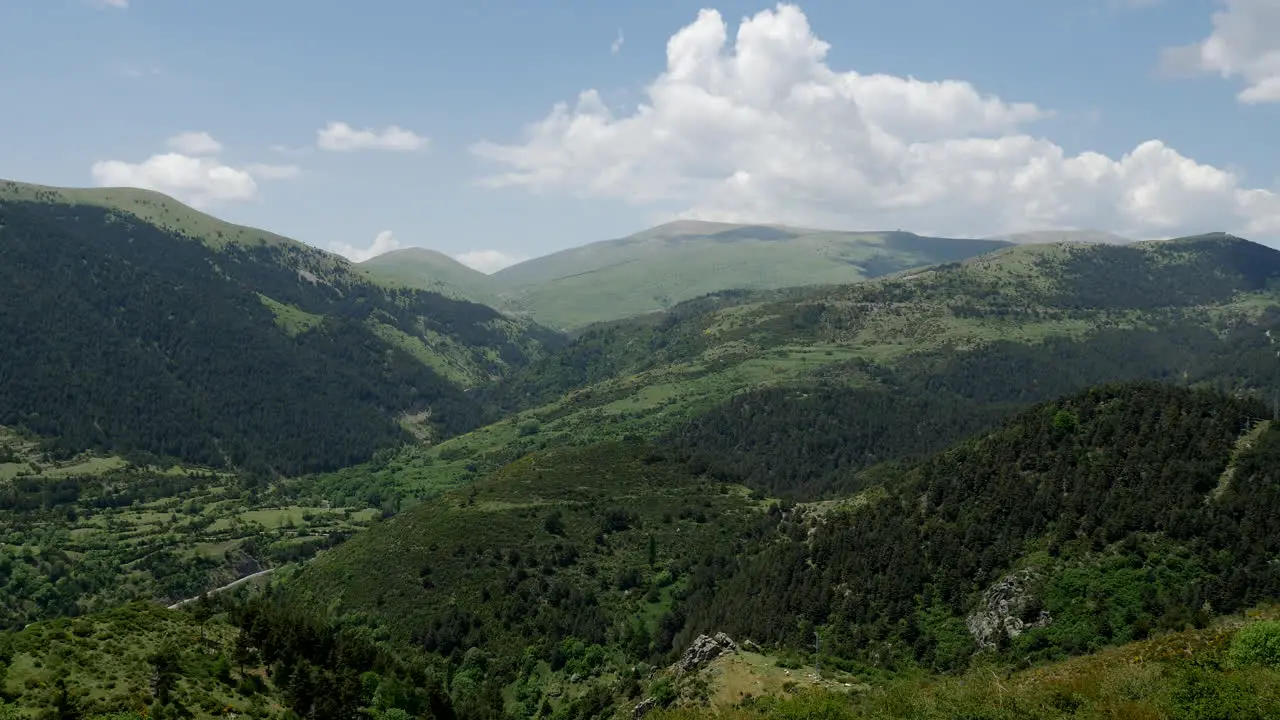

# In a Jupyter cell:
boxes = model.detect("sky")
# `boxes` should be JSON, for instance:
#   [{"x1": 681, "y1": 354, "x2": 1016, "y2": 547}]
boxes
[{"x1": 2, "y1": 0, "x2": 1279, "y2": 272}]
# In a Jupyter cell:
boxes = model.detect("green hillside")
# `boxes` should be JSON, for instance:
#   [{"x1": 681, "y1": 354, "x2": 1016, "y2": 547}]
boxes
[
  {"x1": 0, "y1": 189, "x2": 562, "y2": 475},
  {"x1": 316, "y1": 233, "x2": 1280, "y2": 504},
  {"x1": 358, "y1": 247, "x2": 498, "y2": 302},
  {"x1": 359, "y1": 220, "x2": 1011, "y2": 329},
  {"x1": 277, "y1": 383, "x2": 1280, "y2": 719}
]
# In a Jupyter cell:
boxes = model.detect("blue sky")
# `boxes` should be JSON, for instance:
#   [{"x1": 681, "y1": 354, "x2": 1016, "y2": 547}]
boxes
[{"x1": 2, "y1": 0, "x2": 1278, "y2": 270}]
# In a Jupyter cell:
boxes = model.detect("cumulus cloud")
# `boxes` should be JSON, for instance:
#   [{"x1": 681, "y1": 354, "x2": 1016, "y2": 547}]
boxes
[
  {"x1": 316, "y1": 122, "x2": 429, "y2": 152},
  {"x1": 472, "y1": 3, "x2": 1280, "y2": 239},
  {"x1": 330, "y1": 231, "x2": 403, "y2": 263},
  {"x1": 167, "y1": 131, "x2": 223, "y2": 156},
  {"x1": 1162, "y1": 0, "x2": 1280, "y2": 105},
  {"x1": 455, "y1": 249, "x2": 525, "y2": 273},
  {"x1": 611, "y1": 30, "x2": 625, "y2": 55},
  {"x1": 90, "y1": 132, "x2": 297, "y2": 208}
]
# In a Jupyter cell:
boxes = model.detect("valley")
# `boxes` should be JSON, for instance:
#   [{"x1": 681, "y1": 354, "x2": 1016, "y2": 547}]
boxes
[{"x1": 3, "y1": 184, "x2": 1280, "y2": 720}]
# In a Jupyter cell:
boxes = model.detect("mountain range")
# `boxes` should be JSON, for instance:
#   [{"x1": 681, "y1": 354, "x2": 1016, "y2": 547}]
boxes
[
  {"x1": 360, "y1": 221, "x2": 1139, "y2": 329},
  {"x1": 5, "y1": 178, "x2": 1280, "y2": 719}
]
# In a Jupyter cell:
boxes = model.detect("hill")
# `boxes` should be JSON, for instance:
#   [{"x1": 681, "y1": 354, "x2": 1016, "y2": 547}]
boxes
[
  {"x1": 279, "y1": 383, "x2": 1280, "y2": 718},
  {"x1": 0, "y1": 185, "x2": 562, "y2": 475},
  {"x1": 357, "y1": 246, "x2": 497, "y2": 301},
  {"x1": 360, "y1": 220, "x2": 1011, "y2": 329},
  {"x1": 316, "y1": 233, "x2": 1280, "y2": 504},
  {"x1": 989, "y1": 229, "x2": 1133, "y2": 245}
]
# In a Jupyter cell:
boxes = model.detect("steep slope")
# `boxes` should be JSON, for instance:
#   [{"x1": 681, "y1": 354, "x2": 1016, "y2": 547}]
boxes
[
  {"x1": 358, "y1": 246, "x2": 497, "y2": 302},
  {"x1": 0, "y1": 194, "x2": 560, "y2": 474},
  {"x1": 320, "y1": 234, "x2": 1280, "y2": 502}
]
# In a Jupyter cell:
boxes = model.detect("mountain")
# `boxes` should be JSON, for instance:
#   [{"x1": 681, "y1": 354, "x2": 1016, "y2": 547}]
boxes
[
  {"x1": 990, "y1": 229, "x2": 1134, "y2": 245},
  {"x1": 358, "y1": 246, "x2": 497, "y2": 301},
  {"x1": 316, "y1": 233, "x2": 1280, "y2": 504},
  {"x1": 0, "y1": 181, "x2": 562, "y2": 475},
  {"x1": 359, "y1": 220, "x2": 1012, "y2": 329},
  {"x1": 281, "y1": 383, "x2": 1280, "y2": 717}
]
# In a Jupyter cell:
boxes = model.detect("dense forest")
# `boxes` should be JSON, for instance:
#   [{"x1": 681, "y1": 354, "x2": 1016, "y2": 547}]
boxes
[
  {"x1": 686, "y1": 384, "x2": 1280, "y2": 671},
  {"x1": 0, "y1": 201, "x2": 558, "y2": 475},
  {"x1": 285, "y1": 384, "x2": 1280, "y2": 707},
  {"x1": 671, "y1": 313, "x2": 1280, "y2": 499}
]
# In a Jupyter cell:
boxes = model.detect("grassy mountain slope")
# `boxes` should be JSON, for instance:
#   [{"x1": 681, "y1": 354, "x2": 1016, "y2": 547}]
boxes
[
  {"x1": 316, "y1": 234, "x2": 1280, "y2": 503},
  {"x1": 363, "y1": 220, "x2": 1012, "y2": 329},
  {"x1": 358, "y1": 246, "x2": 497, "y2": 302},
  {"x1": 0, "y1": 179, "x2": 318, "y2": 254},
  {"x1": 0, "y1": 191, "x2": 561, "y2": 475}
]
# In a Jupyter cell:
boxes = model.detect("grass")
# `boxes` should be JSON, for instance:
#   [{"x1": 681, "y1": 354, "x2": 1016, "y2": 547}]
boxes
[
  {"x1": 256, "y1": 294, "x2": 323, "y2": 337},
  {"x1": 650, "y1": 609, "x2": 1280, "y2": 720},
  {"x1": 1, "y1": 603, "x2": 278, "y2": 718},
  {"x1": 1, "y1": 179, "x2": 302, "y2": 252},
  {"x1": 359, "y1": 221, "x2": 1010, "y2": 329}
]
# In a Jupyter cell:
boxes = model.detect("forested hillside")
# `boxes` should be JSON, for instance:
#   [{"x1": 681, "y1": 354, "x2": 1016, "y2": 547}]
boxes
[
  {"x1": 0, "y1": 198, "x2": 560, "y2": 475},
  {"x1": 288, "y1": 385, "x2": 1280, "y2": 703},
  {"x1": 317, "y1": 234, "x2": 1280, "y2": 504}
]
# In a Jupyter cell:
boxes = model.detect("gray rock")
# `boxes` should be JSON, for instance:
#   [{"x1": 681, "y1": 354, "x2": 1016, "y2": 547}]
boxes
[
  {"x1": 965, "y1": 569, "x2": 1052, "y2": 649},
  {"x1": 633, "y1": 697, "x2": 658, "y2": 719},
  {"x1": 675, "y1": 632, "x2": 738, "y2": 674}
]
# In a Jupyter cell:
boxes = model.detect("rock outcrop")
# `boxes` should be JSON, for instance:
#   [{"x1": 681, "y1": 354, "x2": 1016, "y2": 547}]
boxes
[
  {"x1": 965, "y1": 569, "x2": 1051, "y2": 649},
  {"x1": 675, "y1": 632, "x2": 739, "y2": 674},
  {"x1": 633, "y1": 697, "x2": 658, "y2": 719}
]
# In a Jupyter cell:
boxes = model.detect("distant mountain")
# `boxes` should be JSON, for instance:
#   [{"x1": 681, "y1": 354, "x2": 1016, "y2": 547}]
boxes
[
  {"x1": 990, "y1": 229, "x2": 1134, "y2": 245},
  {"x1": 361, "y1": 220, "x2": 1011, "y2": 329},
  {"x1": 358, "y1": 246, "x2": 497, "y2": 302},
  {"x1": 0, "y1": 180, "x2": 561, "y2": 474}
]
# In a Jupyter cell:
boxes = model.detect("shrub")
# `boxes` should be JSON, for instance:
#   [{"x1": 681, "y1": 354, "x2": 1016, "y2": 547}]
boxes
[{"x1": 1229, "y1": 620, "x2": 1280, "y2": 669}]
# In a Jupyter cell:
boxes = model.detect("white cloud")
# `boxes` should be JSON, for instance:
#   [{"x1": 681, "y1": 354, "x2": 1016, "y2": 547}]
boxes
[
  {"x1": 331, "y1": 231, "x2": 403, "y2": 263},
  {"x1": 472, "y1": 3, "x2": 1280, "y2": 239},
  {"x1": 94, "y1": 0, "x2": 128, "y2": 8},
  {"x1": 455, "y1": 249, "x2": 525, "y2": 273},
  {"x1": 91, "y1": 133, "x2": 297, "y2": 208},
  {"x1": 167, "y1": 131, "x2": 223, "y2": 156},
  {"x1": 1162, "y1": 0, "x2": 1280, "y2": 104},
  {"x1": 611, "y1": 30, "x2": 625, "y2": 55},
  {"x1": 316, "y1": 122, "x2": 429, "y2": 152}
]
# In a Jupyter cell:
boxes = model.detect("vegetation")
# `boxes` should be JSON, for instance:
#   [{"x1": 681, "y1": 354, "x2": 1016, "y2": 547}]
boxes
[
  {"x1": 317, "y1": 234, "x2": 1280, "y2": 504},
  {"x1": 362, "y1": 219, "x2": 1011, "y2": 329},
  {"x1": 0, "y1": 196, "x2": 560, "y2": 475},
  {"x1": 358, "y1": 247, "x2": 498, "y2": 304},
  {"x1": 0, "y1": 432, "x2": 378, "y2": 630},
  {"x1": 9, "y1": 181, "x2": 1280, "y2": 719},
  {"x1": 276, "y1": 384, "x2": 1280, "y2": 720},
  {"x1": 650, "y1": 613, "x2": 1280, "y2": 720}
]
